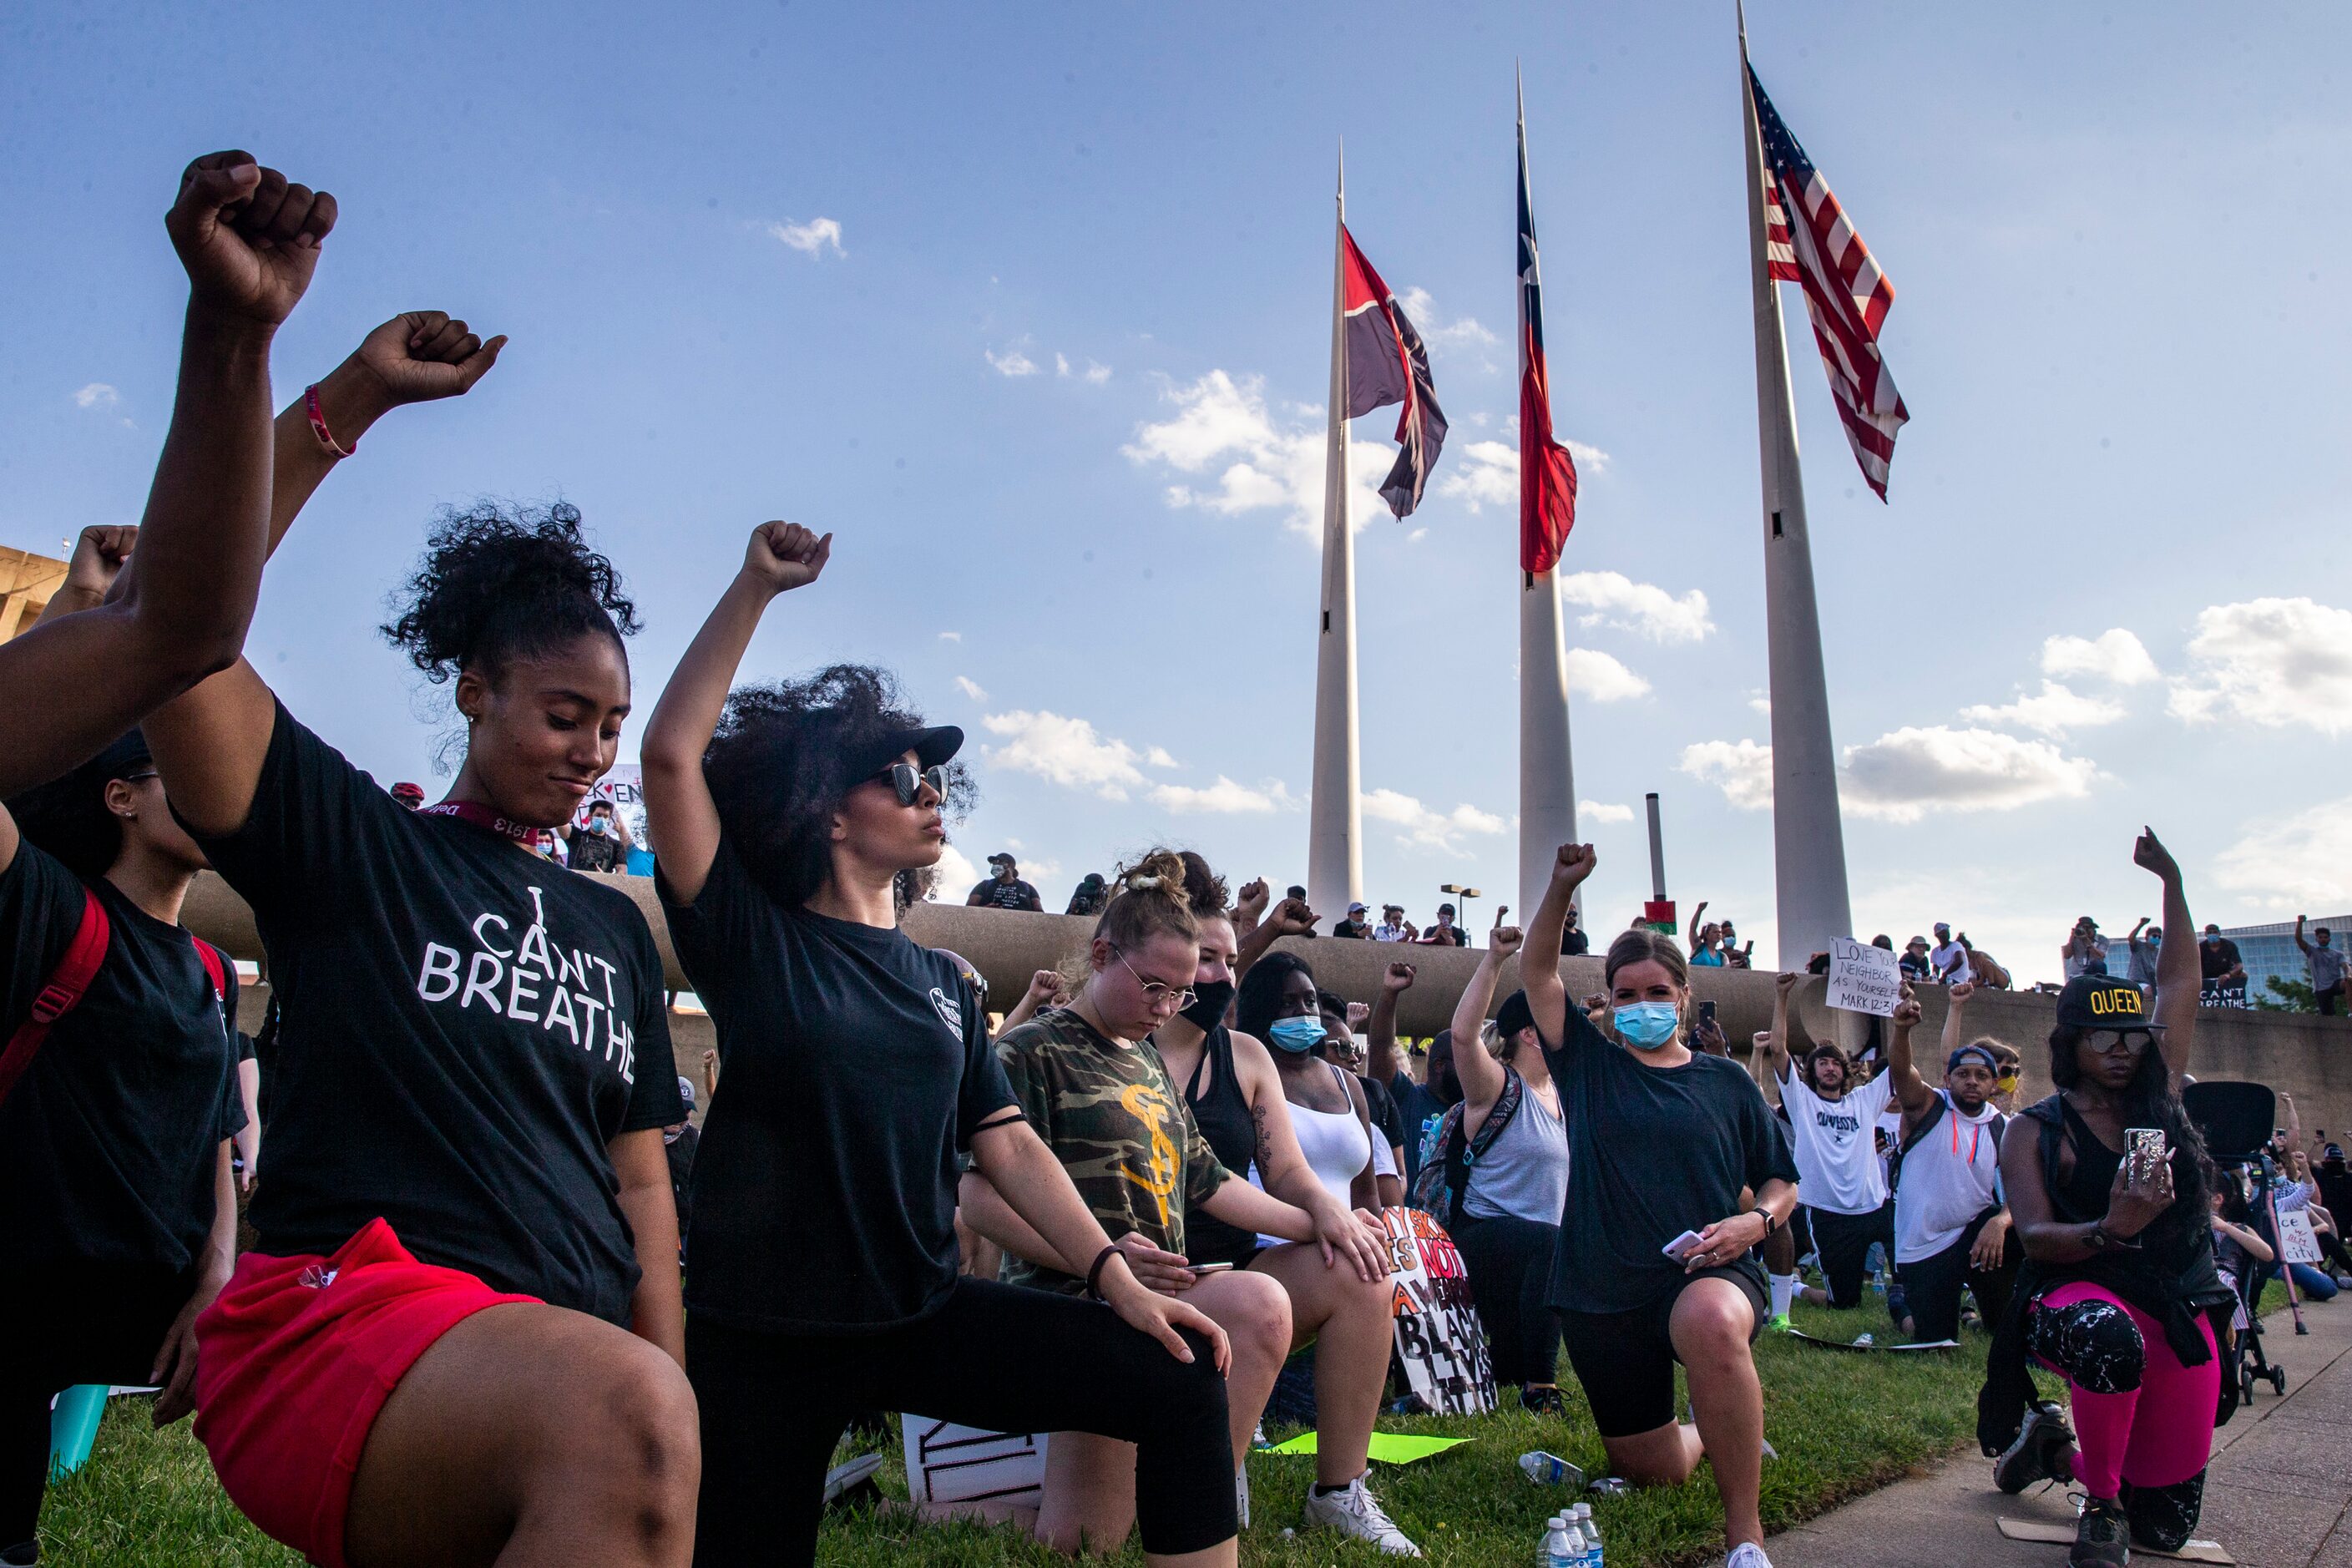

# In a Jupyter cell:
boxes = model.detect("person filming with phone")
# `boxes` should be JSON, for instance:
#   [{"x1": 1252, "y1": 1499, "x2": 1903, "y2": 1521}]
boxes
[{"x1": 1982, "y1": 830, "x2": 2236, "y2": 1568}]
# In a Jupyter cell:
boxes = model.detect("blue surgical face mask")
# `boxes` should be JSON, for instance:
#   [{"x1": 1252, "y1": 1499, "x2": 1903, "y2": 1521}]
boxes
[
  {"x1": 1267, "y1": 1015, "x2": 1328, "y2": 1054},
  {"x1": 1614, "y1": 1002, "x2": 1682, "y2": 1050}
]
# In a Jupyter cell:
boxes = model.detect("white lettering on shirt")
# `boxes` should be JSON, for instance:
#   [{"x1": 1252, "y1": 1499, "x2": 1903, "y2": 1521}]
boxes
[{"x1": 414, "y1": 887, "x2": 640, "y2": 1083}]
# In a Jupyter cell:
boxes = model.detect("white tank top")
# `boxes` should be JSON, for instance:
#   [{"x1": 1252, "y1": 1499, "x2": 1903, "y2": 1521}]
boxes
[
  {"x1": 1251, "y1": 1065, "x2": 1371, "y2": 1244},
  {"x1": 1892, "y1": 1090, "x2": 2006, "y2": 1264}
]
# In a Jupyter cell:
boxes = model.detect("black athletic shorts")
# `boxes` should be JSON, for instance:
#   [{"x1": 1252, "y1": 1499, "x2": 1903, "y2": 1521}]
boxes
[{"x1": 1559, "y1": 1266, "x2": 1768, "y2": 1439}]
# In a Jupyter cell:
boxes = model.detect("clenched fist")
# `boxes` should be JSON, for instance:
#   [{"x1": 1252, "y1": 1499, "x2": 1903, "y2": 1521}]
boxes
[{"x1": 166, "y1": 151, "x2": 336, "y2": 326}]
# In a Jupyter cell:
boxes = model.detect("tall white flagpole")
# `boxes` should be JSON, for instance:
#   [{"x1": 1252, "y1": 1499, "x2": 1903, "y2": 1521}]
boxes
[
  {"x1": 1515, "y1": 74, "x2": 1578, "y2": 928},
  {"x1": 1308, "y1": 146, "x2": 1363, "y2": 919},
  {"x1": 1741, "y1": 13, "x2": 1854, "y2": 968}
]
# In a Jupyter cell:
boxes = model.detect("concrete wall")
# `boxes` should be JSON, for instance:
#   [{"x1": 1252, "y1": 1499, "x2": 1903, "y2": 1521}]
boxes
[{"x1": 188, "y1": 873, "x2": 2352, "y2": 1139}]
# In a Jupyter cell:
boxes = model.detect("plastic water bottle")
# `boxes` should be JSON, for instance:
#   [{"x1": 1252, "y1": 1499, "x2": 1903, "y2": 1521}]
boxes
[
  {"x1": 1572, "y1": 1502, "x2": 1603, "y2": 1565},
  {"x1": 1544, "y1": 1518, "x2": 1578, "y2": 1568},
  {"x1": 1519, "y1": 1450, "x2": 1575, "y2": 1485}
]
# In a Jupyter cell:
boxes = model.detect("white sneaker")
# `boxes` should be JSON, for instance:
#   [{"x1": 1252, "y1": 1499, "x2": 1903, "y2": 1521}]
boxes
[
  {"x1": 1302, "y1": 1475, "x2": 1423, "y2": 1557},
  {"x1": 1726, "y1": 1541, "x2": 1774, "y2": 1568},
  {"x1": 1235, "y1": 1464, "x2": 1250, "y2": 1529}
]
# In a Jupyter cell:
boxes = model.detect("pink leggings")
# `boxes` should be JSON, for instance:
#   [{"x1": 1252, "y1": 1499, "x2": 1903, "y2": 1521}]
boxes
[{"x1": 2030, "y1": 1281, "x2": 2217, "y2": 1497}]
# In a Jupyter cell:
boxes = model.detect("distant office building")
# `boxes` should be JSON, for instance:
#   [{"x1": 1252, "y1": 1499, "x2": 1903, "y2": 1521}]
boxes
[
  {"x1": 0, "y1": 544, "x2": 68, "y2": 642},
  {"x1": 2213, "y1": 916, "x2": 2352, "y2": 1008}
]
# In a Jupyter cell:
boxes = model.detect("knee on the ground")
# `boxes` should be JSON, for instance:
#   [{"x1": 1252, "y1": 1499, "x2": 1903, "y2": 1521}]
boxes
[{"x1": 2122, "y1": 1470, "x2": 2206, "y2": 1551}]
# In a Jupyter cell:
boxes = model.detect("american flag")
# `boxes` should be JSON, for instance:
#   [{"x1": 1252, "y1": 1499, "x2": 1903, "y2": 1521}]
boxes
[{"x1": 1748, "y1": 62, "x2": 1908, "y2": 500}]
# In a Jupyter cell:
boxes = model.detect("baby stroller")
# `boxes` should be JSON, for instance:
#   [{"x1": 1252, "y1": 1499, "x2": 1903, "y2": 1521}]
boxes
[{"x1": 2183, "y1": 1080, "x2": 2292, "y2": 1404}]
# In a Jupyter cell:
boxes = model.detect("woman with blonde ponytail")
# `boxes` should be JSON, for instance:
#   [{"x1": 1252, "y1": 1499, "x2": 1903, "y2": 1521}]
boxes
[{"x1": 961, "y1": 850, "x2": 1408, "y2": 1555}]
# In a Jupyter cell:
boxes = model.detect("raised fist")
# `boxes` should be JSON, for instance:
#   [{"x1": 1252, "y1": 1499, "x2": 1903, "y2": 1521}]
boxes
[
  {"x1": 1268, "y1": 898, "x2": 1319, "y2": 937},
  {"x1": 1382, "y1": 961, "x2": 1416, "y2": 994},
  {"x1": 744, "y1": 521, "x2": 832, "y2": 594},
  {"x1": 1774, "y1": 970, "x2": 1799, "y2": 997},
  {"x1": 1233, "y1": 879, "x2": 1271, "y2": 923},
  {"x1": 1891, "y1": 987, "x2": 1922, "y2": 1029},
  {"x1": 1949, "y1": 979, "x2": 1975, "y2": 1004},
  {"x1": 2133, "y1": 827, "x2": 2181, "y2": 886},
  {"x1": 165, "y1": 151, "x2": 336, "y2": 326},
  {"x1": 63, "y1": 525, "x2": 137, "y2": 601},
  {"x1": 352, "y1": 311, "x2": 507, "y2": 407},
  {"x1": 1490, "y1": 925, "x2": 1525, "y2": 959},
  {"x1": 1551, "y1": 842, "x2": 1598, "y2": 886}
]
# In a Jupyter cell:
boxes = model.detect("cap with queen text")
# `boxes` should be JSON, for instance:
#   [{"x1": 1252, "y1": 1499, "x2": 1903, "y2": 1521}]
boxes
[{"x1": 2056, "y1": 973, "x2": 2159, "y2": 1031}]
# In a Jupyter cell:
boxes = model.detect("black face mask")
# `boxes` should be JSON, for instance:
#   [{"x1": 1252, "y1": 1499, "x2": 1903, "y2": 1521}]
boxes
[{"x1": 1179, "y1": 979, "x2": 1237, "y2": 1033}]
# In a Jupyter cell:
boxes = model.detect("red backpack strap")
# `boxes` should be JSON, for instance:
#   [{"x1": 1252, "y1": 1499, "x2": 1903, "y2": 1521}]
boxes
[
  {"x1": 0, "y1": 888, "x2": 111, "y2": 1106},
  {"x1": 190, "y1": 938, "x2": 229, "y2": 1010}
]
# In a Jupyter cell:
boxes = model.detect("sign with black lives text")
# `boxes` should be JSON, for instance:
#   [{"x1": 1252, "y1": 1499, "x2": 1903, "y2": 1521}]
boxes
[
  {"x1": 900, "y1": 1419, "x2": 1047, "y2": 1509},
  {"x1": 1826, "y1": 937, "x2": 1903, "y2": 1017},
  {"x1": 1378, "y1": 1206, "x2": 1497, "y2": 1415}
]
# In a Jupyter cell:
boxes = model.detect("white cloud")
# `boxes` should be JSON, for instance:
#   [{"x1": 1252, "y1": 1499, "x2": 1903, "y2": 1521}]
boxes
[
  {"x1": 1143, "y1": 745, "x2": 1180, "y2": 769},
  {"x1": 766, "y1": 216, "x2": 844, "y2": 256},
  {"x1": 2167, "y1": 598, "x2": 2352, "y2": 736},
  {"x1": 73, "y1": 383, "x2": 119, "y2": 410},
  {"x1": 985, "y1": 347, "x2": 1040, "y2": 377},
  {"x1": 2041, "y1": 628, "x2": 2159, "y2": 686},
  {"x1": 1434, "y1": 439, "x2": 1516, "y2": 512},
  {"x1": 938, "y1": 630, "x2": 963, "y2": 643},
  {"x1": 1360, "y1": 787, "x2": 1508, "y2": 852},
  {"x1": 1122, "y1": 370, "x2": 1390, "y2": 538},
  {"x1": 1396, "y1": 287, "x2": 1500, "y2": 351},
  {"x1": 1959, "y1": 680, "x2": 2127, "y2": 737},
  {"x1": 1565, "y1": 647, "x2": 1650, "y2": 702},
  {"x1": 1056, "y1": 353, "x2": 1110, "y2": 384},
  {"x1": 1839, "y1": 726, "x2": 2098, "y2": 823},
  {"x1": 979, "y1": 710, "x2": 1154, "y2": 798},
  {"x1": 1679, "y1": 739, "x2": 1776, "y2": 812},
  {"x1": 1578, "y1": 799, "x2": 1636, "y2": 825},
  {"x1": 953, "y1": 675, "x2": 989, "y2": 702},
  {"x1": 1555, "y1": 570, "x2": 1714, "y2": 645},
  {"x1": 1748, "y1": 692, "x2": 1772, "y2": 716},
  {"x1": 2215, "y1": 797, "x2": 2352, "y2": 911},
  {"x1": 929, "y1": 842, "x2": 979, "y2": 900},
  {"x1": 1148, "y1": 776, "x2": 1290, "y2": 815}
]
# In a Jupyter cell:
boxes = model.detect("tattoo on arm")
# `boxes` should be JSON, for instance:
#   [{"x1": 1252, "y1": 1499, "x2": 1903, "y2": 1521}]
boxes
[{"x1": 1252, "y1": 1104, "x2": 1274, "y2": 1172}]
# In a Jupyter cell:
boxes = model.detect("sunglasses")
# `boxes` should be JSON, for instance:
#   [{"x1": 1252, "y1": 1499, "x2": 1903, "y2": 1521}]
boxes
[
  {"x1": 874, "y1": 762, "x2": 949, "y2": 807},
  {"x1": 2085, "y1": 1028, "x2": 2157, "y2": 1055}
]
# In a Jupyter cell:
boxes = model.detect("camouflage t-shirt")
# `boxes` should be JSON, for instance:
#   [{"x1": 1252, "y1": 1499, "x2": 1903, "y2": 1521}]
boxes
[{"x1": 994, "y1": 1007, "x2": 1231, "y2": 1294}]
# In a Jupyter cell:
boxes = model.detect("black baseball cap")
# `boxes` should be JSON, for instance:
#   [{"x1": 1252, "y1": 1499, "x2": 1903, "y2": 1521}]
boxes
[
  {"x1": 2056, "y1": 974, "x2": 2159, "y2": 1031},
  {"x1": 849, "y1": 723, "x2": 962, "y2": 781},
  {"x1": 1495, "y1": 989, "x2": 1535, "y2": 1042}
]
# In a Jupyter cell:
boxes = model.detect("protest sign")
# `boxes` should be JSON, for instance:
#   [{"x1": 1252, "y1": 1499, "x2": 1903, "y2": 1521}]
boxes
[
  {"x1": 900, "y1": 1419, "x2": 1048, "y2": 1510},
  {"x1": 573, "y1": 764, "x2": 646, "y2": 843},
  {"x1": 1376, "y1": 1206, "x2": 1496, "y2": 1416},
  {"x1": 2279, "y1": 1207, "x2": 2323, "y2": 1267},
  {"x1": 1826, "y1": 937, "x2": 1903, "y2": 1017}
]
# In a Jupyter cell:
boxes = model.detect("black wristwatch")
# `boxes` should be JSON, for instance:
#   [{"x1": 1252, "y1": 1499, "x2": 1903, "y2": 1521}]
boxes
[
  {"x1": 1750, "y1": 1205, "x2": 1777, "y2": 1237},
  {"x1": 2086, "y1": 1222, "x2": 2141, "y2": 1253}
]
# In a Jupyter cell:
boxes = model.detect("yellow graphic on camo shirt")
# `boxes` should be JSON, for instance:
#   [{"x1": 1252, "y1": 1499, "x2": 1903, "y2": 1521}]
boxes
[{"x1": 992, "y1": 1006, "x2": 1232, "y2": 1294}]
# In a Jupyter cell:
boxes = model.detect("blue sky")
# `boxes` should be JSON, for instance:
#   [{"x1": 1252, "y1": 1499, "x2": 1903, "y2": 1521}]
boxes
[{"x1": 7, "y1": 2, "x2": 2349, "y2": 984}]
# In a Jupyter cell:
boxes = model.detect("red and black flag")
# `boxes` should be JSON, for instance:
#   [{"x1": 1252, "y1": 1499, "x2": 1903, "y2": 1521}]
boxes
[
  {"x1": 1340, "y1": 226, "x2": 1448, "y2": 518},
  {"x1": 1517, "y1": 97, "x2": 1579, "y2": 575}
]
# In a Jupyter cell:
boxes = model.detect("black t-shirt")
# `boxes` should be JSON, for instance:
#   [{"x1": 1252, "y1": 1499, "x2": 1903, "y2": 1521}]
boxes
[
  {"x1": 188, "y1": 706, "x2": 680, "y2": 1324},
  {"x1": 969, "y1": 876, "x2": 1042, "y2": 912},
  {"x1": 665, "y1": 1123, "x2": 699, "y2": 1240},
  {"x1": 1542, "y1": 1008, "x2": 1798, "y2": 1314},
  {"x1": 569, "y1": 827, "x2": 623, "y2": 874},
  {"x1": 663, "y1": 840, "x2": 1018, "y2": 1333},
  {"x1": 2200, "y1": 938, "x2": 2242, "y2": 979},
  {"x1": 1384, "y1": 1070, "x2": 1446, "y2": 1184},
  {"x1": 1560, "y1": 925, "x2": 1591, "y2": 956},
  {"x1": 1359, "y1": 1073, "x2": 1405, "y2": 1157},
  {"x1": 0, "y1": 844, "x2": 245, "y2": 1270},
  {"x1": 1332, "y1": 919, "x2": 1369, "y2": 939},
  {"x1": 1419, "y1": 926, "x2": 1469, "y2": 948}
]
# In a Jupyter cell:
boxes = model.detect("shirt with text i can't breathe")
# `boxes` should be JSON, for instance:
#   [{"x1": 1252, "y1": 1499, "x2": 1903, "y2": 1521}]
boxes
[
  {"x1": 0, "y1": 841, "x2": 245, "y2": 1271},
  {"x1": 661, "y1": 840, "x2": 1017, "y2": 1334},
  {"x1": 185, "y1": 706, "x2": 681, "y2": 1326}
]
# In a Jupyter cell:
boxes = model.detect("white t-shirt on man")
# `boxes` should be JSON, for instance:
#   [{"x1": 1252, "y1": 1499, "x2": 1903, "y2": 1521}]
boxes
[
  {"x1": 1777, "y1": 1065, "x2": 1895, "y2": 1216},
  {"x1": 1930, "y1": 941, "x2": 1972, "y2": 985},
  {"x1": 1892, "y1": 1090, "x2": 2006, "y2": 1264}
]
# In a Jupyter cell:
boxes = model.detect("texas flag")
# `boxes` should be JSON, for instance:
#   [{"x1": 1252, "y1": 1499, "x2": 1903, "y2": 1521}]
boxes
[
  {"x1": 1340, "y1": 225, "x2": 1448, "y2": 518},
  {"x1": 1516, "y1": 102, "x2": 1578, "y2": 575}
]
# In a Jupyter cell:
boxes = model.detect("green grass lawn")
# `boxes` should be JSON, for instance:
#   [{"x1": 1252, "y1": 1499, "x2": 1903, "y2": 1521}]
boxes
[{"x1": 39, "y1": 1285, "x2": 2070, "y2": 1568}]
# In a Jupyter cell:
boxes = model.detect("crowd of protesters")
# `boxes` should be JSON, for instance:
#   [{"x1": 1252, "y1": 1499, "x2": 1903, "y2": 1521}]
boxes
[{"x1": 1, "y1": 148, "x2": 2337, "y2": 1568}]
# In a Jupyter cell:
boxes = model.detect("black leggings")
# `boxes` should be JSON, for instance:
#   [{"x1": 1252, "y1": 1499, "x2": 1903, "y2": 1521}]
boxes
[
  {"x1": 1453, "y1": 1212, "x2": 1561, "y2": 1388},
  {"x1": 1894, "y1": 1210, "x2": 2019, "y2": 1341},
  {"x1": 688, "y1": 1276, "x2": 1233, "y2": 1566},
  {"x1": 1808, "y1": 1202, "x2": 1895, "y2": 1309},
  {"x1": 0, "y1": 1259, "x2": 195, "y2": 1550}
]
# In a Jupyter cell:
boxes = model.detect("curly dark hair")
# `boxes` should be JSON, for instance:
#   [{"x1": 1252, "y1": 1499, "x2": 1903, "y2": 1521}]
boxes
[
  {"x1": 381, "y1": 501, "x2": 640, "y2": 684},
  {"x1": 702, "y1": 664, "x2": 974, "y2": 909},
  {"x1": 1236, "y1": 950, "x2": 1314, "y2": 1041}
]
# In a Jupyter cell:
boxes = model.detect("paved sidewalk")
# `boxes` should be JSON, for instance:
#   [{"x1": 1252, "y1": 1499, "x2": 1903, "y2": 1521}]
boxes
[{"x1": 1726, "y1": 1295, "x2": 2352, "y2": 1567}]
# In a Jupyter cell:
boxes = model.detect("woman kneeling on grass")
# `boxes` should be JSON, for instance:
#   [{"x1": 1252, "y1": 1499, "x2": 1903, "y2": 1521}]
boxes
[
  {"x1": 964, "y1": 852, "x2": 1418, "y2": 1556},
  {"x1": 1520, "y1": 843, "x2": 1799, "y2": 1568},
  {"x1": 1984, "y1": 830, "x2": 2234, "y2": 1568},
  {"x1": 643, "y1": 525, "x2": 1235, "y2": 1568}
]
